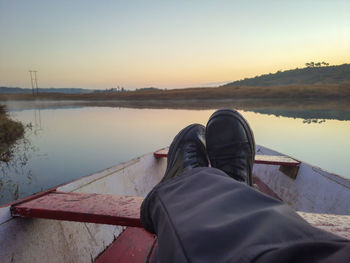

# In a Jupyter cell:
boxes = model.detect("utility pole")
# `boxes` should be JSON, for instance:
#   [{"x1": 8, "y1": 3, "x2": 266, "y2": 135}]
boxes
[
  {"x1": 34, "y1": 71, "x2": 39, "y2": 95},
  {"x1": 29, "y1": 71, "x2": 35, "y2": 95},
  {"x1": 29, "y1": 70, "x2": 39, "y2": 96}
]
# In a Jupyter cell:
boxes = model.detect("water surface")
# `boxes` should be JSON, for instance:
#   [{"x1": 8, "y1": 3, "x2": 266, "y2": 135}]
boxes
[{"x1": 1, "y1": 104, "x2": 350, "y2": 205}]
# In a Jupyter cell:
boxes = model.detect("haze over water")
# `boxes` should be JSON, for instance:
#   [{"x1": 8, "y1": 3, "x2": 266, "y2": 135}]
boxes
[{"x1": 1, "y1": 104, "x2": 349, "y2": 205}]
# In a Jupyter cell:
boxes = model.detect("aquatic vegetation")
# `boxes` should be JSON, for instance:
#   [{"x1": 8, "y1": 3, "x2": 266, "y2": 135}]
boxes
[
  {"x1": 0, "y1": 104, "x2": 25, "y2": 161},
  {"x1": 0, "y1": 127, "x2": 37, "y2": 204}
]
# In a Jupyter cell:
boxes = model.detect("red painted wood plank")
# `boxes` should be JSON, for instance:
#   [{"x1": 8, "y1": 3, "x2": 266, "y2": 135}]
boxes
[
  {"x1": 95, "y1": 227, "x2": 156, "y2": 263},
  {"x1": 0, "y1": 188, "x2": 58, "y2": 208},
  {"x1": 154, "y1": 149, "x2": 300, "y2": 166},
  {"x1": 11, "y1": 192, "x2": 143, "y2": 227},
  {"x1": 153, "y1": 148, "x2": 168, "y2": 158},
  {"x1": 254, "y1": 154, "x2": 300, "y2": 166}
]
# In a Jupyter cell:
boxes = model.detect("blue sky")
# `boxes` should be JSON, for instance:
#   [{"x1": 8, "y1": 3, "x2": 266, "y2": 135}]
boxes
[{"x1": 1, "y1": 0, "x2": 349, "y2": 89}]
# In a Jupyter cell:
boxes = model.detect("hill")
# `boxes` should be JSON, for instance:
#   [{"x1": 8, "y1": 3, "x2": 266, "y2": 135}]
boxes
[
  {"x1": 1, "y1": 64, "x2": 350, "y2": 100},
  {"x1": 223, "y1": 64, "x2": 350, "y2": 87}
]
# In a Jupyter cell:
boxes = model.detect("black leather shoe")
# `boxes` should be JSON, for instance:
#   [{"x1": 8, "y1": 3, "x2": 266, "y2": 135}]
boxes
[
  {"x1": 206, "y1": 109, "x2": 255, "y2": 186},
  {"x1": 141, "y1": 123, "x2": 208, "y2": 233},
  {"x1": 161, "y1": 123, "x2": 208, "y2": 182}
]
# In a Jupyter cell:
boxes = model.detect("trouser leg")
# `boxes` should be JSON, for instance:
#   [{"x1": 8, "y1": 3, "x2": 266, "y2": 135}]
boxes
[{"x1": 143, "y1": 167, "x2": 350, "y2": 263}]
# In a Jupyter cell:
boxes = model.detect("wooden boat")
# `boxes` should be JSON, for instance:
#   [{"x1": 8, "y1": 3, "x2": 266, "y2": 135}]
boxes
[{"x1": 0, "y1": 145, "x2": 349, "y2": 262}]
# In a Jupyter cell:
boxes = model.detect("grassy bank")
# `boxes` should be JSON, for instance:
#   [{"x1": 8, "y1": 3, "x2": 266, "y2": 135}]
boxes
[
  {"x1": 0, "y1": 105, "x2": 24, "y2": 161},
  {"x1": 1, "y1": 83, "x2": 350, "y2": 101}
]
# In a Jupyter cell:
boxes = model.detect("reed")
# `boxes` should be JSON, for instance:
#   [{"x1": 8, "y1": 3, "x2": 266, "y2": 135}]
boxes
[{"x1": 0, "y1": 104, "x2": 24, "y2": 158}]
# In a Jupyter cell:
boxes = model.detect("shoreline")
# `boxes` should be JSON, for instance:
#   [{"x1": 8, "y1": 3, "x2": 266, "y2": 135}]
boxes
[
  {"x1": 0, "y1": 83, "x2": 349, "y2": 102},
  {"x1": 0, "y1": 105, "x2": 25, "y2": 161},
  {"x1": 2, "y1": 98, "x2": 350, "y2": 121},
  {"x1": 1, "y1": 97, "x2": 350, "y2": 110}
]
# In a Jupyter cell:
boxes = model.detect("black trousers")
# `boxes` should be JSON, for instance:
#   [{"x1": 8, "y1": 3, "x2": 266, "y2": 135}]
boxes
[{"x1": 144, "y1": 167, "x2": 350, "y2": 263}]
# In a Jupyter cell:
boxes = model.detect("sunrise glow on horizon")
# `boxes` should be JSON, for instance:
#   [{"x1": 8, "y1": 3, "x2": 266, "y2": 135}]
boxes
[{"x1": 1, "y1": 0, "x2": 350, "y2": 90}]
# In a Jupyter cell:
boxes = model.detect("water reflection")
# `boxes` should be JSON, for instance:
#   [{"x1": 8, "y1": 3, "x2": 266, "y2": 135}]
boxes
[
  {"x1": 1, "y1": 103, "x2": 349, "y2": 205},
  {"x1": 33, "y1": 108, "x2": 43, "y2": 134},
  {"x1": 249, "y1": 108, "x2": 350, "y2": 122},
  {"x1": 0, "y1": 129, "x2": 38, "y2": 203},
  {"x1": 3, "y1": 99, "x2": 350, "y2": 121}
]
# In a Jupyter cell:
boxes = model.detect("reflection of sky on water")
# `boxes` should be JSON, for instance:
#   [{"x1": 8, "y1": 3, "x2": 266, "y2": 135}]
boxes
[
  {"x1": 1, "y1": 106, "x2": 350, "y2": 205},
  {"x1": 0, "y1": 132, "x2": 38, "y2": 204}
]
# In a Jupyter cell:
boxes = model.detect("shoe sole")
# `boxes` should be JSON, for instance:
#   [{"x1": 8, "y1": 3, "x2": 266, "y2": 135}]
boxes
[{"x1": 206, "y1": 109, "x2": 255, "y2": 181}]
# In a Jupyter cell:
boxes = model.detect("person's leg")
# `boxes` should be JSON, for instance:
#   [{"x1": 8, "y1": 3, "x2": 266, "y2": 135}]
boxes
[
  {"x1": 141, "y1": 109, "x2": 350, "y2": 263},
  {"x1": 144, "y1": 167, "x2": 349, "y2": 263}
]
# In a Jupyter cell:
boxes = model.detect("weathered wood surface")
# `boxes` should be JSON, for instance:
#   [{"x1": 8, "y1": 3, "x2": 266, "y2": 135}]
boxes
[
  {"x1": 11, "y1": 190, "x2": 349, "y2": 240},
  {"x1": 297, "y1": 212, "x2": 350, "y2": 240},
  {"x1": 1, "y1": 152, "x2": 165, "y2": 263},
  {"x1": 154, "y1": 148, "x2": 300, "y2": 166},
  {"x1": 254, "y1": 154, "x2": 300, "y2": 166},
  {"x1": 153, "y1": 148, "x2": 168, "y2": 158},
  {"x1": 3, "y1": 146, "x2": 349, "y2": 263},
  {"x1": 11, "y1": 191, "x2": 143, "y2": 227},
  {"x1": 95, "y1": 227, "x2": 157, "y2": 263}
]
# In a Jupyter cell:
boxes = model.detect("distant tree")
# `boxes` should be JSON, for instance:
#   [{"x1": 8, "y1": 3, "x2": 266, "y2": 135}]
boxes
[
  {"x1": 306, "y1": 62, "x2": 317, "y2": 68},
  {"x1": 306, "y1": 61, "x2": 329, "y2": 68}
]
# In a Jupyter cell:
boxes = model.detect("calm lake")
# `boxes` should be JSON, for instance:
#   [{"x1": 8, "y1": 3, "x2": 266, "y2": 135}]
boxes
[{"x1": 1, "y1": 101, "x2": 350, "y2": 205}]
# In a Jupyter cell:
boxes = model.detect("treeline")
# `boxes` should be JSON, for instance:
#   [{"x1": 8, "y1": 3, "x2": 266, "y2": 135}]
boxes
[
  {"x1": 223, "y1": 63, "x2": 350, "y2": 87},
  {"x1": 305, "y1": 61, "x2": 329, "y2": 67},
  {"x1": 0, "y1": 87, "x2": 94, "y2": 94},
  {"x1": 0, "y1": 86, "x2": 164, "y2": 94}
]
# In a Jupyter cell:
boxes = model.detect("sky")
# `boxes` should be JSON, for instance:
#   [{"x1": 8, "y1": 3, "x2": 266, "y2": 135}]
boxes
[{"x1": 1, "y1": 0, "x2": 350, "y2": 90}]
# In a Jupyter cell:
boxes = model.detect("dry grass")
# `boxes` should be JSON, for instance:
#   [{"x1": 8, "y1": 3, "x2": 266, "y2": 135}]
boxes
[{"x1": 1, "y1": 83, "x2": 350, "y2": 101}]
